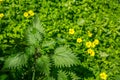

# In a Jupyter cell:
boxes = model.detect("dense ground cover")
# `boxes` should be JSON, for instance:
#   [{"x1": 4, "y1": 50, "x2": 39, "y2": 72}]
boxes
[{"x1": 0, "y1": 0, "x2": 120, "y2": 80}]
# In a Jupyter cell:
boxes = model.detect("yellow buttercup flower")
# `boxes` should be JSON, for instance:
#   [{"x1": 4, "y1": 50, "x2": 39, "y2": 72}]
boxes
[
  {"x1": 87, "y1": 48, "x2": 95, "y2": 56},
  {"x1": 0, "y1": 13, "x2": 4, "y2": 18},
  {"x1": 87, "y1": 48, "x2": 93, "y2": 54},
  {"x1": 77, "y1": 38, "x2": 82, "y2": 43},
  {"x1": 93, "y1": 39, "x2": 99, "y2": 45},
  {"x1": 0, "y1": 0, "x2": 3, "y2": 2},
  {"x1": 88, "y1": 31, "x2": 92, "y2": 37},
  {"x1": 24, "y1": 12, "x2": 29, "y2": 18},
  {"x1": 86, "y1": 41, "x2": 92, "y2": 48},
  {"x1": 69, "y1": 29, "x2": 75, "y2": 34},
  {"x1": 91, "y1": 42, "x2": 96, "y2": 48},
  {"x1": 100, "y1": 72, "x2": 107, "y2": 80},
  {"x1": 90, "y1": 50, "x2": 95, "y2": 56},
  {"x1": 28, "y1": 10, "x2": 35, "y2": 16}
]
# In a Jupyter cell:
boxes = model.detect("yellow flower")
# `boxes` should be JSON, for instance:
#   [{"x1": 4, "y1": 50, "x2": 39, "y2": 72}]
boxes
[
  {"x1": 88, "y1": 31, "x2": 92, "y2": 37},
  {"x1": 87, "y1": 48, "x2": 95, "y2": 56},
  {"x1": 0, "y1": 13, "x2": 4, "y2": 18},
  {"x1": 87, "y1": 48, "x2": 93, "y2": 54},
  {"x1": 77, "y1": 38, "x2": 82, "y2": 43},
  {"x1": 24, "y1": 12, "x2": 29, "y2": 18},
  {"x1": 93, "y1": 39, "x2": 99, "y2": 45},
  {"x1": 91, "y1": 42, "x2": 96, "y2": 48},
  {"x1": 100, "y1": 72, "x2": 107, "y2": 80},
  {"x1": 86, "y1": 41, "x2": 92, "y2": 48},
  {"x1": 28, "y1": 10, "x2": 35, "y2": 16},
  {"x1": 90, "y1": 50, "x2": 95, "y2": 56},
  {"x1": 69, "y1": 29, "x2": 75, "y2": 34},
  {"x1": 0, "y1": 0, "x2": 3, "y2": 2}
]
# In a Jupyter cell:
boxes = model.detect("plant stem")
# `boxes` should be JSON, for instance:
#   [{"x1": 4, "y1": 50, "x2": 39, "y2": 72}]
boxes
[{"x1": 32, "y1": 69, "x2": 35, "y2": 80}]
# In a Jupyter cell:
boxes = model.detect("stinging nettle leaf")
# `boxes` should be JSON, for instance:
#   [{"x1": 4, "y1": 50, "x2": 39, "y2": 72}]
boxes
[
  {"x1": 52, "y1": 46, "x2": 80, "y2": 68},
  {"x1": 25, "y1": 16, "x2": 44, "y2": 46},
  {"x1": 42, "y1": 40, "x2": 55, "y2": 47},
  {"x1": 25, "y1": 46, "x2": 35, "y2": 55},
  {"x1": 58, "y1": 71, "x2": 68, "y2": 80},
  {"x1": 68, "y1": 72, "x2": 81, "y2": 80},
  {"x1": 36, "y1": 55, "x2": 51, "y2": 76},
  {"x1": 43, "y1": 77, "x2": 55, "y2": 80},
  {"x1": 33, "y1": 15, "x2": 45, "y2": 34},
  {"x1": 27, "y1": 33, "x2": 36, "y2": 45},
  {"x1": 4, "y1": 53, "x2": 28, "y2": 69}
]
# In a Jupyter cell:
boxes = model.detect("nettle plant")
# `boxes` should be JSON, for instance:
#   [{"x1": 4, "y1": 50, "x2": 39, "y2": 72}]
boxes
[{"x1": 2, "y1": 16, "x2": 80, "y2": 80}]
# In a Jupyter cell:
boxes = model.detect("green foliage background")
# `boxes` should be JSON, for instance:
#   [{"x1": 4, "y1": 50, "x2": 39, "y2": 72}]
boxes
[{"x1": 0, "y1": 0, "x2": 120, "y2": 80}]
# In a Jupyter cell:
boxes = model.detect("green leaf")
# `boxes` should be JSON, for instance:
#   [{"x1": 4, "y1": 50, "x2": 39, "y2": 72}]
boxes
[
  {"x1": 42, "y1": 40, "x2": 55, "y2": 47},
  {"x1": 68, "y1": 72, "x2": 80, "y2": 80},
  {"x1": 52, "y1": 46, "x2": 80, "y2": 68},
  {"x1": 25, "y1": 17, "x2": 44, "y2": 45},
  {"x1": 4, "y1": 53, "x2": 28, "y2": 69},
  {"x1": 27, "y1": 33, "x2": 36, "y2": 45},
  {"x1": 26, "y1": 28, "x2": 42, "y2": 46},
  {"x1": 58, "y1": 71, "x2": 68, "y2": 80},
  {"x1": 77, "y1": 18, "x2": 85, "y2": 26},
  {"x1": 25, "y1": 16, "x2": 44, "y2": 46},
  {"x1": 25, "y1": 46, "x2": 35, "y2": 55},
  {"x1": 43, "y1": 77, "x2": 55, "y2": 80},
  {"x1": 33, "y1": 15, "x2": 45, "y2": 34},
  {"x1": 36, "y1": 55, "x2": 51, "y2": 76},
  {"x1": 99, "y1": 51, "x2": 109, "y2": 58},
  {"x1": 34, "y1": 31, "x2": 42, "y2": 43}
]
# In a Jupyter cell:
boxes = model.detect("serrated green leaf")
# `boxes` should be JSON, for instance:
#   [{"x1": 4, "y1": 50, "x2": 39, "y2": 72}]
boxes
[
  {"x1": 36, "y1": 55, "x2": 51, "y2": 76},
  {"x1": 25, "y1": 16, "x2": 44, "y2": 46},
  {"x1": 68, "y1": 72, "x2": 80, "y2": 80},
  {"x1": 42, "y1": 40, "x2": 55, "y2": 47},
  {"x1": 26, "y1": 30, "x2": 42, "y2": 46},
  {"x1": 4, "y1": 53, "x2": 28, "y2": 69},
  {"x1": 58, "y1": 71, "x2": 68, "y2": 80},
  {"x1": 43, "y1": 77, "x2": 55, "y2": 80},
  {"x1": 52, "y1": 46, "x2": 80, "y2": 68},
  {"x1": 34, "y1": 31, "x2": 42, "y2": 42},
  {"x1": 25, "y1": 46, "x2": 35, "y2": 55},
  {"x1": 33, "y1": 15, "x2": 45, "y2": 34},
  {"x1": 27, "y1": 33, "x2": 36, "y2": 45}
]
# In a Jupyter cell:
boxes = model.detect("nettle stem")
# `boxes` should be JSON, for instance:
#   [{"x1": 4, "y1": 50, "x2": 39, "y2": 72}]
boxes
[
  {"x1": 32, "y1": 69, "x2": 35, "y2": 80},
  {"x1": 32, "y1": 47, "x2": 41, "y2": 80}
]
